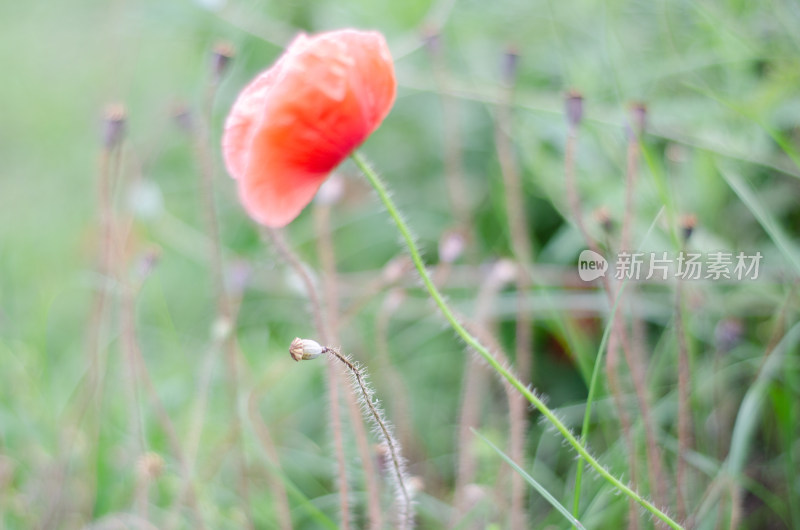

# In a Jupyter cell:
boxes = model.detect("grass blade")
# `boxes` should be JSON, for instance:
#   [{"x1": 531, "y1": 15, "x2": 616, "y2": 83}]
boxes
[{"x1": 473, "y1": 428, "x2": 587, "y2": 530}]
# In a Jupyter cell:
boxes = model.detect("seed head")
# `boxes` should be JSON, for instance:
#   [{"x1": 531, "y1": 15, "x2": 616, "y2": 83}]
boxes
[
  {"x1": 565, "y1": 90, "x2": 584, "y2": 128},
  {"x1": 501, "y1": 45, "x2": 519, "y2": 86},
  {"x1": 212, "y1": 41, "x2": 235, "y2": 80},
  {"x1": 102, "y1": 103, "x2": 126, "y2": 149},
  {"x1": 680, "y1": 213, "x2": 697, "y2": 242},
  {"x1": 289, "y1": 337, "x2": 325, "y2": 362},
  {"x1": 628, "y1": 102, "x2": 647, "y2": 138},
  {"x1": 594, "y1": 206, "x2": 614, "y2": 234}
]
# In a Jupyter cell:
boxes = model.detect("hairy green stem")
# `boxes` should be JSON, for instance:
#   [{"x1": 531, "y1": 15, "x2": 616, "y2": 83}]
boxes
[{"x1": 352, "y1": 151, "x2": 683, "y2": 530}]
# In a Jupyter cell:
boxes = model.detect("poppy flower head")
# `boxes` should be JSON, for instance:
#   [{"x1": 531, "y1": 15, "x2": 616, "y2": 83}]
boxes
[{"x1": 223, "y1": 29, "x2": 396, "y2": 227}]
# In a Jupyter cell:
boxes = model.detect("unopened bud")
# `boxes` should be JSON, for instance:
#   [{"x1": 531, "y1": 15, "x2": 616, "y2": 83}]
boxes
[
  {"x1": 103, "y1": 103, "x2": 126, "y2": 149},
  {"x1": 171, "y1": 102, "x2": 193, "y2": 132},
  {"x1": 137, "y1": 247, "x2": 161, "y2": 279},
  {"x1": 289, "y1": 337, "x2": 325, "y2": 362},
  {"x1": 627, "y1": 102, "x2": 647, "y2": 138},
  {"x1": 211, "y1": 41, "x2": 235, "y2": 80},
  {"x1": 565, "y1": 90, "x2": 584, "y2": 128},
  {"x1": 714, "y1": 318, "x2": 743, "y2": 353},
  {"x1": 593, "y1": 206, "x2": 614, "y2": 234},
  {"x1": 422, "y1": 26, "x2": 441, "y2": 57},
  {"x1": 680, "y1": 213, "x2": 697, "y2": 242},
  {"x1": 501, "y1": 45, "x2": 519, "y2": 86}
]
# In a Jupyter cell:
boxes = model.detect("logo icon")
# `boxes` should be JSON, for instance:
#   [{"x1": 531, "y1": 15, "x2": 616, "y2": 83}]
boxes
[{"x1": 578, "y1": 250, "x2": 608, "y2": 282}]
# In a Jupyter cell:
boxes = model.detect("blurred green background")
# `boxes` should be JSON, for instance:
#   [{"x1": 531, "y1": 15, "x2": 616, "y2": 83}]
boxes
[{"x1": 2, "y1": 0, "x2": 800, "y2": 528}]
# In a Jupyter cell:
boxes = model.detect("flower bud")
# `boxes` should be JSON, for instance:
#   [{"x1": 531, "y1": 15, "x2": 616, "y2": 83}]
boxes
[
  {"x1": 565, "y1": 90, "x2": 583, "y2": 128},
  {"x1": 422, "y1": 26, "x2": 441, "y2": 57},
  {"x1": 289, "y1": 337, "x2": 325, "y2": 362},
  {"x1": 171, "y1": 102, "x2": 194, "y2": 132},
  {"x1": 593, "y1": 206, "x2": 614, "y2": 234},
  {"x1": 680, "y1": 213, "x2": 697, "y2": 242},
  {"x1": 102, "y1": 103, "x2": 126, "y2": 149},
  {"x1": 627, "y1": 102, "x2": 647, "y2": 138},
  {"x1": 211, "y1": 41, "x2": 235, "y2": 80},
  {"x1": 501, "y1": 45, "x2": 519, "y2": 87}
]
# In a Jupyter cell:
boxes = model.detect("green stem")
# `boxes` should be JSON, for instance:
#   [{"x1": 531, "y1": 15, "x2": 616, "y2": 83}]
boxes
[{"x1": 352, "y1": 151, "x2": 683, "y2": 530}]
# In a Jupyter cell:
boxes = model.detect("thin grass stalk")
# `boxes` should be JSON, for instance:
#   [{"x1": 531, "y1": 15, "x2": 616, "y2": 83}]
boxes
[
  {"x1": 618, "y1": 107, "x2": 668, "y2": 513},
  {"x1": 563, "y1": 101, "x2": 639, "y2": 524},
  {"x1": 122, "y1": 259, "x2": 206, "y2": 528},
  {"x1": 49, "y1": 112, "x2": 126, "y2": 526},
  {"x1": 426, "y1": 32, "x2": 473, "y2": 238},
  {"x1": 191, "y1": 58, "x2": 253, "y2": 529},
  {"x1": 493, "y1": 53, "x2": 530, "y2": 530},
  {"x1": 246, "y1": 389, "x2": 293, "y2": 530},
  {"x1": 375, "y1": 290, "x2": 416, "y2": 464},
  {"x1": 313, "y1": 201, "x2": 382, "y2": 530},
  {"x1": 675, "y1": 279, "x2": 691, "y2": 521},
  {"x1": 265, "y1": 227, "x2": 351, "y2": 529},
  {"x1": 352, "y1": 151, "x2": 683, "y2": 530}
]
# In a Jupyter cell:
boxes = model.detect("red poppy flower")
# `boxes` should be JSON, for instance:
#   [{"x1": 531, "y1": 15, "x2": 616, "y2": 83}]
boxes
[{"x1": 222, "y1": 29, "x2": 396, "y2": 227}]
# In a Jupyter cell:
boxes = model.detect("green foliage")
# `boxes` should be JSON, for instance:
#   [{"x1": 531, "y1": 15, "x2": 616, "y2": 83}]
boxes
[{"x1": 1, "y1": 0, "x2": 799, "y2": 528}]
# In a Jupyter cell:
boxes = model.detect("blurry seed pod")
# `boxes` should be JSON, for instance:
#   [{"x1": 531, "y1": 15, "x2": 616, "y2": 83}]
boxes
[
  {"x1": 136, "y1": 246, "x2": 161, "y2": 280},
  {"x1": 715, "y1": 318, "x2": 743, "y2": 353},
  {"x1": 289, "y1": 337, "x2": 325, "y2": 362},
  {"x1": 680, "y1": 213, "x2": 697, "y2": 242},
  {"x1": 565, "y1": 90, "x2": 584, "y2": 128},
  {"x1": 501, "y1": 45, "x2": 519, "y2": 86},
  {"x1": 103, "y1": 103, "x2": 126, "y2": 149},
  {"x1": 171, "y1": 102, "x2": 193, "y2": 132},
  {"x1": 628, "y1": 102, "x2": 647, "y2": 138},
  {"x1": 211, "y1": 41, "x2": 235, "y2": 80},
  {"x1": 421, "y1": 26, "x2": 441, "y2": 56},
  {"x1": 593, "y1": 206, "x2": 614, "y2": 234}
]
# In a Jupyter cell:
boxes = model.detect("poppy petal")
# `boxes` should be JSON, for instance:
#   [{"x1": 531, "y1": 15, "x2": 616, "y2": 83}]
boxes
[{"x1": 222, "y1": 29, "x2": 396, "y2": 227}]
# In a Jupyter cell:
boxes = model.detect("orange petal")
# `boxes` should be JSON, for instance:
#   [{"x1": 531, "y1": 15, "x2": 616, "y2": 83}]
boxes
[{"x1": 222, "y1": 29, "x2": 396, "y2": 227}]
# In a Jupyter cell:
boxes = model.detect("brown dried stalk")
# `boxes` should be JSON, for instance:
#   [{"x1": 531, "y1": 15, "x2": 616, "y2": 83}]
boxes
[
  {"x1": 188, "y1": 44, "x2": 253, "y2": 529},
  {"x1": 265, "y1": 227, "x2": 351, "y2": 529},
  {"x1": 313, "y1": 198, "x2": 383, "y2": 530}
]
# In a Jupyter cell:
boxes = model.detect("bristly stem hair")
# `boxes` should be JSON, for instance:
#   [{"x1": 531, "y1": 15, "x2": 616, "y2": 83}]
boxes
[
  {"x1": 323, "y1": 346, "x2": 414, "y2": 530},
  {"x1": 352, "y1": 151, "x2": 683, "y2": 530}
]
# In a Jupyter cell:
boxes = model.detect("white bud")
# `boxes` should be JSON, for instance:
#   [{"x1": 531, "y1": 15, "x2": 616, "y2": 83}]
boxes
[{"x1": 289, "y1": 337, "x2": 324, "y2": 362}]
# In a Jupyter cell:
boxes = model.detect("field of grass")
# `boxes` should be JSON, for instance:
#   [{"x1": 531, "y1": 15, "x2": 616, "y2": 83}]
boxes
[{"x1": 2, "y1": 0, "x2": 799, "y2": 528}]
